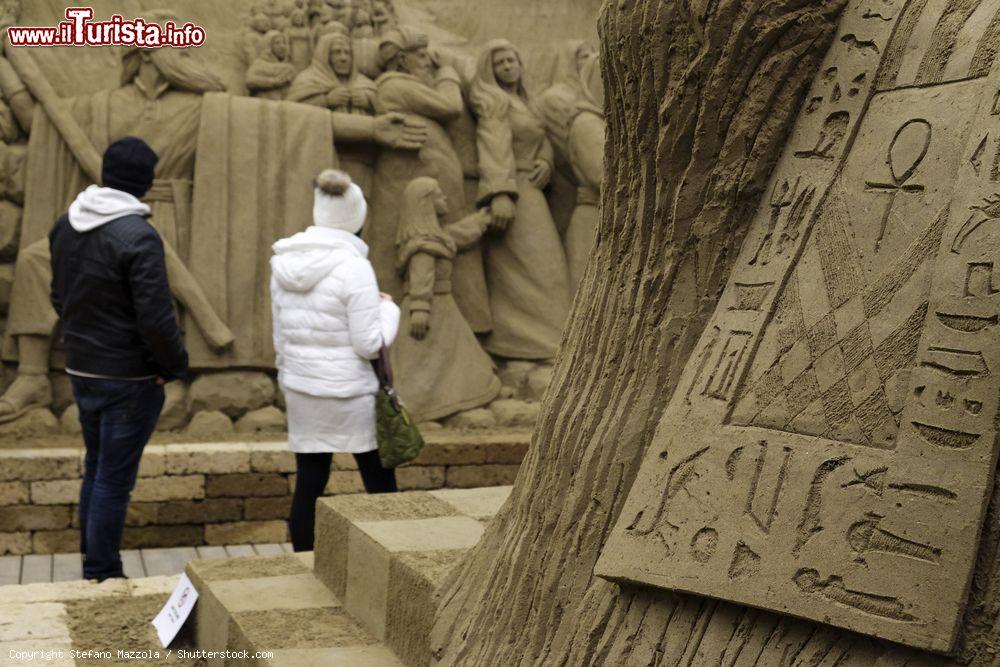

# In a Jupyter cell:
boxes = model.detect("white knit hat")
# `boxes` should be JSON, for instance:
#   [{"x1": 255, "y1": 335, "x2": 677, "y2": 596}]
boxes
[{"x1": 312, "y1": 169, "x2": 368, "y2": 234}]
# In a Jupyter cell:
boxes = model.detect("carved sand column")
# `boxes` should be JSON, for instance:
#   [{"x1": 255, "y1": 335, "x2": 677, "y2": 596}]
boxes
[{"x1": 432, "y1": 0, "x2": 1000, "y2": 664}]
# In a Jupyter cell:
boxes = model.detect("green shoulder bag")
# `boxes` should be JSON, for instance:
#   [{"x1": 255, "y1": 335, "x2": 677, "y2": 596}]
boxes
[{"x1": 373, "y1": 347, "x2": 424, "y2": 469}]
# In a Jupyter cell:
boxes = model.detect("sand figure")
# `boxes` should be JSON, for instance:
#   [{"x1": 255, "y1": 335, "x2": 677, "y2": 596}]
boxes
[
  {"x1": 240, "y1": 12, "x2": 272, "y2": 66},
  {"x1": 322, "y1": 0, "x2": 354, "y2": 32},
  {"x1": 536, "y1": 40, "x2": 598, "y2": 237},
  {"x1": 370, "y1": 0, "x2": 397, "y2": 36},
  {"x1": 537, "y1": 80, "x2": 605, "y2": 292},
  {"x1": 350, "y1": 0, "x2": 374, "y2": 38},
  {"x1": 541, "y1": 40, "x2": 597, "y2": 106},
  {"x1": 263, "y1": 1, "x2": 291, "y2": 31},
  {"x1": 246, "y1": 30, "x2": 297, "y2": 100},
  {"x1": 369, "y1": 26, "x2": 492, "y2": 333},
  {"x1": 289, "y1": 32, "x2": 375, "y2": 113},
  {"x1": 0, "y1": 21, "x2": 234, "y2": 422},
  {"x1": 0, "y1": 10, "x2": 427, "y2": 422},
  {"x1": 289, "y1": 32, "x2": 376, "y2": 190},
  {"x1": 286, "y1": 9, "x2": 314, "y2": 73},
  {"x1": 471, "y1": 39, "x2": 571, "y2": 359},
  {"x1": 391, "y1": 177, "x2": 501, "y2": 421}
]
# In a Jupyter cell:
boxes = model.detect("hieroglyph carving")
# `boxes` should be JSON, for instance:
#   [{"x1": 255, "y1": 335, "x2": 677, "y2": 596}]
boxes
[{"x1": 597, "y1": 0, "x2": 1000, "y2": 653}]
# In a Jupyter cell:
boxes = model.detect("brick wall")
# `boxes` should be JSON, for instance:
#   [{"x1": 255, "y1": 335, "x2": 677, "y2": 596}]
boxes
[{"x1": 0, "y1": 432, "x2": 527, "y2": 554}]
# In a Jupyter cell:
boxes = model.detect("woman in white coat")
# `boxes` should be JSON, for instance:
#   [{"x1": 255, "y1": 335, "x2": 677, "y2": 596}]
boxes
[{"x1": 271, "y1": 169, "x2": 401, "y2": 552}]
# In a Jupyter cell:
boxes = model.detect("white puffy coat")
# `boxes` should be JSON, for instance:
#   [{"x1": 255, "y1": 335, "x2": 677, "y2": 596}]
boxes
[{"x1": 270, "y1": 226, "x2": 400, "y2": 398}]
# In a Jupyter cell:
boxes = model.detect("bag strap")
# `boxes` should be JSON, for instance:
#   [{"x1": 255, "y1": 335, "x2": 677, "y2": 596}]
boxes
[
  {"x1": 373, "y1": 346, "x2": 403, "y2": 411},
  {"x1": 377, "y1": 346, "x2": 395, "y2": 389}
]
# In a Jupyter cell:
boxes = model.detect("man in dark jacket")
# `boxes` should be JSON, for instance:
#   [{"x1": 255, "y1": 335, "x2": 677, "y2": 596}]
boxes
[{"x1": 49, "y1": 136, "x2": 188, "y2": 582}]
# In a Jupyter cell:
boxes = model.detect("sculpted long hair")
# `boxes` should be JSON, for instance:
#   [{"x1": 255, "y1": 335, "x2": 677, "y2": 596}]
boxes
[
  {"x1": 535, "y1": 84, "x2": 577, "y2": 155},
  {"x1": 396, "y1": 177, "x2": 457, "y2": 272},
  {"x1": 469, "y1": 39, "x2": 528, "y2": 120},
  {"x1": 548, "y1": 40, "x2": 589, "y2": 95}
]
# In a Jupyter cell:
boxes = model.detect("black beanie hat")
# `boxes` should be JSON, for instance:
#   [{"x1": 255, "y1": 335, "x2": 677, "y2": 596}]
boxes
[{"x1": 101, "y1": 136, "x2": 158, "y2": 199}]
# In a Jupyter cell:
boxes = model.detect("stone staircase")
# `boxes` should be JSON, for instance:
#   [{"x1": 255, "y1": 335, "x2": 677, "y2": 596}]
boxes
[{"x1": 186, "y1": 486, "x2": 511, "y2": 666}]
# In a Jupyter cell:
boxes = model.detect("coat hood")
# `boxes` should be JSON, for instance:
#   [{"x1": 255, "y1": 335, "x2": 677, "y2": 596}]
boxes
[
  {"x1": 67, "y1": 185, "x2": 151, "y2": 232},
  {"x1": 270, "y1": 226, "x2": 369, "y2": 292}
]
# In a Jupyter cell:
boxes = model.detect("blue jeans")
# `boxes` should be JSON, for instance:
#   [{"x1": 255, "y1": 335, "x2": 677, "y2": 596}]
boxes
[{"x1": 71, "y1": 377, "x2": 164, "y2": 581}]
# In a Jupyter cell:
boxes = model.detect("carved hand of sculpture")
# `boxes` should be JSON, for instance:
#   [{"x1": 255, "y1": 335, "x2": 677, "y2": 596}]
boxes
[
  {"x1": 472, "y1": 208, "x2": 493, "y2": 232},
  {"x1": 326, "y1": 88, "x2": 352, "y2": 108},
  {"x1": 428, "y1": 45, "x2": 442, "y2": 69},
  {"x1": 410, "y1": 310, "x2": 430, "y2": 340},
  {"x1": 528, "y1": 159, "x2": 552, "y2": 189},
  {"x1": 489, "y1": 194, "x2": 517, "y2": 232},
  {"x1": 373, "y1": 112, "x2": 427, "y2": 150},
  {"x1": 350, "y1": 88, "x2": 372, "y2": 111},
  {"x1": 0, "y1": 23, "x2": 12, "y2": 57}
]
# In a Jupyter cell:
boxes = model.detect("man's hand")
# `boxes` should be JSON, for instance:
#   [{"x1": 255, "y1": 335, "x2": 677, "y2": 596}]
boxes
[
  {"x1": 379, "y1": 292, "x2": 394, "y2": 302},
  {"x1": 410, "y1": 310, "x2": 430, "y2": 340},
  {"x1": 489, "y1": 194, "x2": 516, "y2": 232},
  {"x1": 373, "y1": 112, "x2": 426, "y2": 150},
  {"x1": 326, "y1": 88, "x2": 351, "y2": 108},
  {"x1": 528, "y1": 159, "x2": 552, "y2": 189},
  {"x1": 350, "y1": 89, "x2": 372, "y2": 110}
]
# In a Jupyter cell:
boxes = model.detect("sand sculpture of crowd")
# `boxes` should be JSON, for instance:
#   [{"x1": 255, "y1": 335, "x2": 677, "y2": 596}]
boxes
[{"x1": 0, "y1": 0, "x2": 606, "y2": 426}]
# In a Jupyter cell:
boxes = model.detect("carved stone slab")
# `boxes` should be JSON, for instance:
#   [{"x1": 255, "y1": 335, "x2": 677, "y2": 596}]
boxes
[{"x1": 597, "y1": 0, "x2": 1000, "y2": 653}]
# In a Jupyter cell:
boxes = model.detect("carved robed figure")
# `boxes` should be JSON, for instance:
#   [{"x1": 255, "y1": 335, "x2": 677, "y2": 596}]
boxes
[
  {"x1": 391, "y1": 177, "x2": 500, "y2": 421},
  {"x1": 288, "y1": 31, "x2": 377, "y2": 191},
  {"x1": 471, "y1": 39, "x2": 571, "y2": 360},
  {"x1": 368, "y1": 26, "x2": 492, "y2": 333},
  {"x1": 0, "y1": 13, "x2": 426, "y2": 421}
]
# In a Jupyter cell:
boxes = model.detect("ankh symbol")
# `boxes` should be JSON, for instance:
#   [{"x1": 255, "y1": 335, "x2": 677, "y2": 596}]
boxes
[{"x1": 864, "y1": 118, "x2": 931, "y2": 253}]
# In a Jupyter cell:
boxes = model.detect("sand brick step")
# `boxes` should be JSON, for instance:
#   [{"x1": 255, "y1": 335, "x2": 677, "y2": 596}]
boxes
[
  {"x1": 186, "y1": 552, "x2": 401, "y2": 667},
  {"x1": 314, "y1": 486, "x2": 511, "y2": 666}
]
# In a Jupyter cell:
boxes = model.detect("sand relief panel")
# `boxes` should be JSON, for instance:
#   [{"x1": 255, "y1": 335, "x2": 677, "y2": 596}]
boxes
[{"x1": 597, "y1": 0, "x2": 1000, "y2": 653}]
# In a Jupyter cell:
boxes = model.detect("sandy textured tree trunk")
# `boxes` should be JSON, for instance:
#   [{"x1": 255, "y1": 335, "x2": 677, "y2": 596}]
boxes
[{"x1": 431, "y1": 1, "x2": 1000, "y2": 664}]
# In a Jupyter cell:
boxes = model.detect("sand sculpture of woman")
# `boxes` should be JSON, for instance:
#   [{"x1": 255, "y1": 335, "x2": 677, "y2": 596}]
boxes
[
  {"x1": 538, "y1": 40, "x2": 598, "y2": 236},
  {"x1": 536, "y1": 74, "x2": 605, "y2": 292},
  {"x1": 470, "y1": 39, "x2": 571, "y2": 360},
  {"x1": 246, "y1": 30, "x2": 298, "y2": 100},
  {"x1": 286, "y1": 9, "x2": 314, "y2": 73},
  {"x1": 288, "y1": 31, "x2": 377, "y2": 190},
  {"x1": 536, "y1": 39, "x2": 597, "y2": 117},
  {"x1": 391, "y1": 177, "x2": 501, "y2": 421}
]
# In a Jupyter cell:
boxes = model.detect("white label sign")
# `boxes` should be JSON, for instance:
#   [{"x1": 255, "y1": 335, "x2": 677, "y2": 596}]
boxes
[{"x1": 151, "y1": 572, "x2": 199, "y2": 648}]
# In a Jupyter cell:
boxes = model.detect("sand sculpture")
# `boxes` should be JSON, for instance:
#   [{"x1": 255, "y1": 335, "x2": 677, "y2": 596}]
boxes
[
  {"x1": 595, "y1": 0, "x2": 1000, "y2": 654},
  {"x1": 245, "y1": 30, "x2": 297, "y2": 100},
  {"x1": 537, "y1": 73, "x2": 604, "y2": 291},
  {"x1": 367, "y1": 26, "x2": 490, "y2": 332},
  {"x1": 288, "y1": 32, "x2": 377, "y2": 191},
  {"x1": 471, "y1": 40, "x2": 572, "y2": 359},
  {"x1": 429, "y1": 2, "x2": 1000, "y2": 665},
  {"x1": 390, "y1": 177, "x2": 501, "y2": 421},
  {"x1": 0, "y1": 1, "x2": 604, "y2": 430}
]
